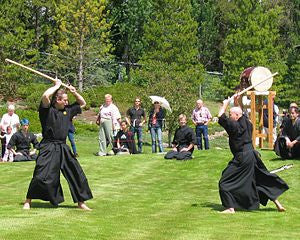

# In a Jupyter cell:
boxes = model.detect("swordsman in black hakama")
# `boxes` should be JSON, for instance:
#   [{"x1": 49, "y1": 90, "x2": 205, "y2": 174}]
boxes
[
  {"x1": 217, "y1": 98, "x2": 289, "y2": 213},
  {"x1": 23, "y1": 80, "x2": 93, "y2": 210}
]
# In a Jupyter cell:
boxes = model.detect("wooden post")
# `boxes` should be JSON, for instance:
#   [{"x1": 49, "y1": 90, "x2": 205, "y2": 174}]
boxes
[{"x1": 247, "y1": 91, "x2": 276, "y2": 149}]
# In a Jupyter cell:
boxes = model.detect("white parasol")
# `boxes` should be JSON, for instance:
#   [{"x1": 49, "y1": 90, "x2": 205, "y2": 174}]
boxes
[{"x1": 149, "y1": 96, "x2": 172, "y2": 112}]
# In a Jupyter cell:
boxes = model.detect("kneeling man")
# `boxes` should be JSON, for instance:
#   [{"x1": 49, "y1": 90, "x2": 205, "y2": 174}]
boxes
[
  {"x1": 164, "y1": 114, "x2": 196, "y2": 160},
  {"x1": 7, "y1": 118, "x2": 39, "y2": 162}
]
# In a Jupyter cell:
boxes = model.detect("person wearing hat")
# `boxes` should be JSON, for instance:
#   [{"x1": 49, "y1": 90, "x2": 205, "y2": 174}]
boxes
[{"x1": 7, "y1": 118, "x2": 39, "y2": 162}]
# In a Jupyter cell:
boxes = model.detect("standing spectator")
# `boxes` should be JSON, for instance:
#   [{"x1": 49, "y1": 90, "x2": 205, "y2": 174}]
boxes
[
  {"x1": 164, "y1": 114, "x2": 196, "y2": 160},
  {"x1": 126, "y1": 97, "x2": 146, "y2": 153},
  {"x1": 262, "y1": 97, "x2": 279, "y2": 144},
  {"x1": 148, "y1": 102, "x2": 165, "y2": 153},
  {"x1": 7, "y1": 118, "x2": 39, "y2": 162},
  {"x1": 68, "y1": 118, "x2": 78, "y2": 157},
  {"x1": 0, "y1": 104, "x2": 20, "y2": 157},
  {"x1": 96, "y1": 94, "x2": 121, "y2": 156},
  {"x1": 0, "y1": 126, "x2": 14, "y2": 162},
  {"x1": 191, "y1": 99, "x2": 212, "y2": 150}
]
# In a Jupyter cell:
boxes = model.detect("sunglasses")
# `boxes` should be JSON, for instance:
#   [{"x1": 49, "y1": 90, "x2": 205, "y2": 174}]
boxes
[{"x1": 154, "y1": 102, "x2": 160, "y2": 104}]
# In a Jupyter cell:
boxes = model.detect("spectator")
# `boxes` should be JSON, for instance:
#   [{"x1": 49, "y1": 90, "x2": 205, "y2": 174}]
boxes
[
  {"x1": 262, "y1": 97, "x2": 279, "y2": 144},
  {"x1": 126, "y1": 97, "x2": 146, "y2": 153},
  {"x1": 0, "y1": 104, "x2": 20, "y2": 157},
  {"x1": 191, "y1": 99, "x2": 212, "y2": 150},
  {"x1": 164, "y1": 114, "x2": 196, "y2": 160},
  {"x1": 148, "y1": 101, "x2": 165, "y2": 153},
  {"x1": 113, "y1": 120, "x2": 137, "y2": 155},
  {"x1": 68, "y1": 118, "x2": 78, "y2": 157},
  {"x1": 7, "y1": 118, "x2": 39, "y2": 162},
  {"x1": 274, "y1": 106, "x2": 300, "y2": 159},
  {"x1": 0, "y1": 126, "x2": 14, "y2": 162},
  {"x1": 96, "y1": 94, "x2": 121, "y2": 156}
]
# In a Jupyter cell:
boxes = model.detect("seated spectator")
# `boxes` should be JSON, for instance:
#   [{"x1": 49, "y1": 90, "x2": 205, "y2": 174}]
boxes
[
  {"x1": 0, "y1": 126, "x2": 14, "y2": 162},
  {"x1": 0, "y1": 104, "x2": 20, "y2": 158},
  {"x1": 274, "y1": 106, "x2": 300, "y2": 159},
  {"x1": 164, "y1": 114, "x2": 196, "y2": 160},
  {"x1": 7, "y1": 119, "x2": 39, "y2": 162},
  {"x1": 113, "y1": 120, "x2": 137, "y2": 155}
]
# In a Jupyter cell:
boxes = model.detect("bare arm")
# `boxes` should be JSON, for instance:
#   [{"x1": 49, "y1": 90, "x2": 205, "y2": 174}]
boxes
[
  {"x1": 41, "y1": 80, "x2": 62, "y2": 107},
  {"x1": 68, "y1": 85, "x2": 86, "y2": 108},
  {"x1": 218, "y1": 99, "x2": 230, "y2": 117}
]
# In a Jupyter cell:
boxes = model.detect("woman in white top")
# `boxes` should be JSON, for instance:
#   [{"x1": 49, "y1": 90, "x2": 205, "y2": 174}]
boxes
[{"x1": 96, "y1": 94, "x2": 121, "y2": 156}]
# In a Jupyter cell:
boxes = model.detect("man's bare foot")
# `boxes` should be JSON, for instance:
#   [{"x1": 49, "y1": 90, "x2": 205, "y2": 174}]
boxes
[
  {"x1": 274, "y1": 199, "x2": 286, "y2": 212},
  {"x1": 23, "y1": 199, "x2": 31, "y2": 210},
  {"x1": 220, "y1": 208, "x2": 235, "y2": 214},
  {"x1": 78, "y1": 202, "x2": 92, "y2": 211}
]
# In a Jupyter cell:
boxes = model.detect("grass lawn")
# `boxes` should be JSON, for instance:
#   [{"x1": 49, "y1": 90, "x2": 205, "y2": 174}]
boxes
[{"x1": 0, "y1": 134, "x2": 299, "y2": 240}]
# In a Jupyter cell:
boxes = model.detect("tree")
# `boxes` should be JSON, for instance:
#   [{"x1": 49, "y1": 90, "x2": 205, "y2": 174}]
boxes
[
  {"x1": 0, "y1": 0, "x2": 53, "y2": 97},
  {"x1": 191, "y1": 0, "x2": 222, "y2": 71},
  {"x1": 276, "y1": 0, "x2": 300, "y2": 106},
  {"x1": 220, "y1": 0, "x2": 287, "y2": 96},
  {"x1": 132, "y1": 0, "x2": 204, "y2": 144},
  {"x1": 53, "y1": 0, "x2": 113, "y2": 91},
  {"x1": 108, "y1": 0, "x2": 152, "y2": 81}
]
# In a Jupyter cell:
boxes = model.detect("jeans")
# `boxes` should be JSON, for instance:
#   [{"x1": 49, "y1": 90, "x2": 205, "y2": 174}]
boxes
[
  {"x1": 130, "y1": 126, "x2": 143, "y2": 153},
  {"x1": 150, "y1": 127, "x2": 164, "y2": 153},
  {"x1": 68, "y1": 131, "x2": 77, "y2": 155},
  {"x1": 196, "y1": 125, "x2": 209, "y2": 150}
]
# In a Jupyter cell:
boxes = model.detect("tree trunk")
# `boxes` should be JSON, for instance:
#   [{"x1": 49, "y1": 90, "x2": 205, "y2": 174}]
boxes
[
  {"x1": 168, "y1": 130, "x2": 172, "y2": 148},
  {"x1": 78, "y1": 33, "x2": 84, "y2": 92}
]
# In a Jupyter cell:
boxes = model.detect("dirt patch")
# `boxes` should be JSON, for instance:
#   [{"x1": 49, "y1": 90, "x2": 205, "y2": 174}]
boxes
[{"x1": 76, "y1": 109, "x2": 98, "y2": 123}]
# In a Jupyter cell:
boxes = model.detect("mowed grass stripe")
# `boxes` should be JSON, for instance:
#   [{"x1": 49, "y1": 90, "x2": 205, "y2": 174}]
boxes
[{"x1": 0, "y1": 136, "x2": 299, "y2": 240}]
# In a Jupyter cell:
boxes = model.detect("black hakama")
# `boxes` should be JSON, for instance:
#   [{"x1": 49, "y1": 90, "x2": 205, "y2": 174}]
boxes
[
  {"x1": 218, "y1": 114, "x2": 288, "y2": 210},
  {"x1": 25, "y1": 102, "x2": 93, "y2": 205}
]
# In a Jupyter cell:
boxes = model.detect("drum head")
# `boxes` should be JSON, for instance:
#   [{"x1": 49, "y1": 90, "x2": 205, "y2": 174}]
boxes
[{"x1": 250, "y1": 66, "x2": 273, "y2": 92}]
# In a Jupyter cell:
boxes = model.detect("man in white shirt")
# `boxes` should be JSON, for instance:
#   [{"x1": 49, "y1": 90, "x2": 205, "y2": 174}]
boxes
[
  {"x1": 0, "y1": 104, "x2": 20, "y2": 158},
  {"x1": 96, "y1": 94, "x2": 121, "y2": 156}
]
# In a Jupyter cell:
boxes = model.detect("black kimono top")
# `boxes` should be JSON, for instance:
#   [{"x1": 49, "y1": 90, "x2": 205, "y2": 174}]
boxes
[
  {"x1": 172, "y1": 125, "x2": 197, "y2": 152},
  {"x1": 115, "y1": 130, "x2": 137, "y2": 154},
  {"x1": 218, "y1": 113, "x2": 253, "y2": 155},
  {"x1": 282, "y1": 117, "x2": 300, "y2": 142},
  {"x1": 7, "y1": 131, "x2": 39, "y2": 152},
  {"x1": 39, "y1": 102, "x2": 81, "y2": 141},
  {"x1": 127, "y1": 107, "x2": 146, "y2": 127}
]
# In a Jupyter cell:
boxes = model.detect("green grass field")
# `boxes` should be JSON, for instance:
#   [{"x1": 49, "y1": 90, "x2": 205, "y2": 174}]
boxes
[{"x1": 0, "y1": 134, "x2": 299, "y2": 240}]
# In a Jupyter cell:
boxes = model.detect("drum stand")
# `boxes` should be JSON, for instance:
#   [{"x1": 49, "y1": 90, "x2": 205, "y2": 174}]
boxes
[{"x1": 247, "y1": 91, "x2": 276, "y2": 149}]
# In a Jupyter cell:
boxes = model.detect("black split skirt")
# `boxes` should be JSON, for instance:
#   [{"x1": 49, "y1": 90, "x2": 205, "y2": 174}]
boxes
[
  {"x1": 26, "y1": 140, "x2": 93, "y2": 205},
  {"x1": 219, "y1": 147, "x2": 289, "y2": 210}
]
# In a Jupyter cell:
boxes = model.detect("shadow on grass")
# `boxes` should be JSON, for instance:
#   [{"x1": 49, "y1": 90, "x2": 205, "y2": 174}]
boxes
[
  {"x1": 192, "y1": 202, "x2": 224, "y2": 211},
  {"x1": 193, "y1": 202, "x2": 279, "y2": 213},
  {"x1": 19, "y1": 202, "x2": 77, "y2": 209}
]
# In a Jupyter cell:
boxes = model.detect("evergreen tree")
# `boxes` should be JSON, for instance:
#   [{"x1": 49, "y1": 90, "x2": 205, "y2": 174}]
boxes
[
  {"x1": 191, "y1": 0, "x2": 222, "y2": 71},
  {"x1": 220, "y1": 0, "x2": 287, "y2": 96},
  {"x1": 53, "y1": 0, "x2": 113, "y2": 91},
  {"x1": 277, "y1": 0, "x2": 300, "y2": 106},
  {"x1": 0, "y1": 0, "x2": 53, "y2": 96},
  {"x1": 108, "y1": 0, "x2": 152, "y2": 81},
  {"x1": 132, "y1": 0, "x2": 204, "y2": 142}
]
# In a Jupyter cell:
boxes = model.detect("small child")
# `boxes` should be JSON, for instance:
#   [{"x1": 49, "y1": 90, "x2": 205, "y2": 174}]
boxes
[{"x1": 0, "y1": 126, "x2": 14, "y2": 162}]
